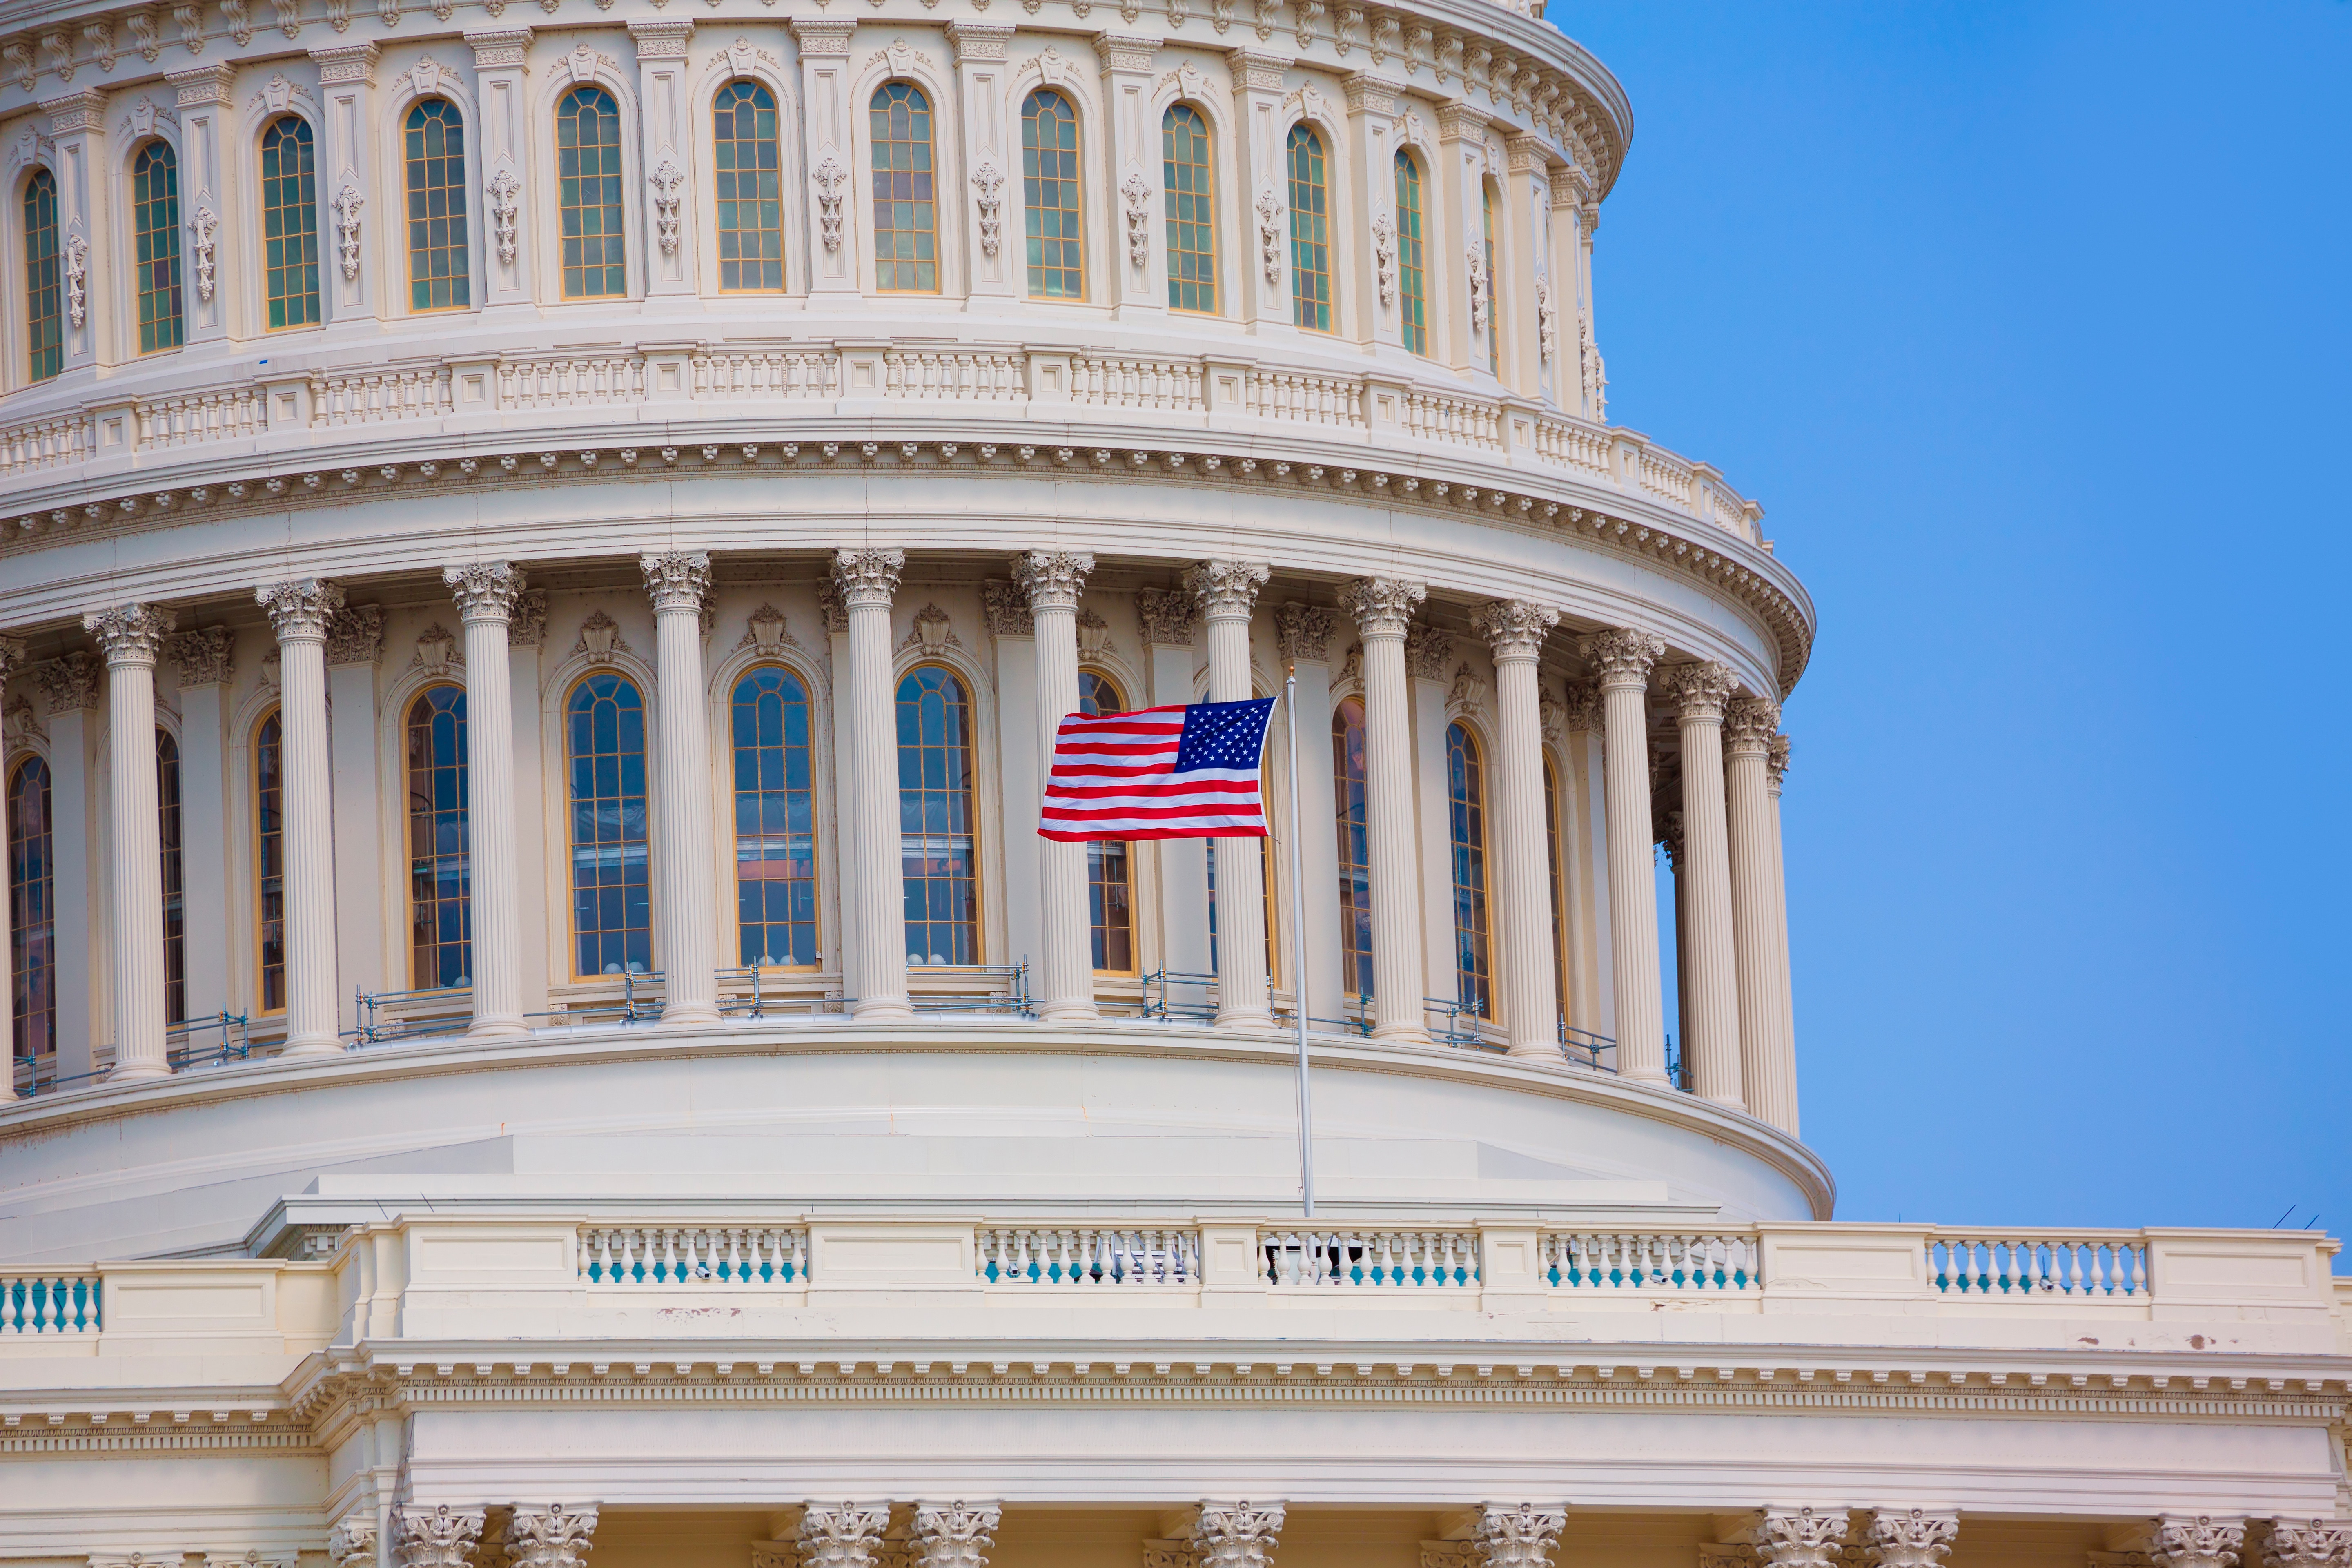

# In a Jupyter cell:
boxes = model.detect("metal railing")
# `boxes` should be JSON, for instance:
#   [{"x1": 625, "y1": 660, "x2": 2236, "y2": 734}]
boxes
[
  {"x1": 353, "y1": 985, "x2": 474, "y2": 1046},
  {"x1": 1557, "y1": 1023, "x2": 1618, "y2": 1073},
  {"x1": 165, "y1": 1010, "x2": 254, "y2": 1070},
  {"x1": 1142, "y1": 969, "x2": 1219, "y2": 1024},
  {"x1": 905, "y1": 960, "x2": 1033, "y2": 1016}
]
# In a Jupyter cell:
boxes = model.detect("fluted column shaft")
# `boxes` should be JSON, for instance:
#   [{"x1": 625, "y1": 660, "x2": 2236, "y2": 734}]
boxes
[
  {"x1": 1475, "y1": 600, "x2": 1560, "y2": 1058},
  {"x1": 1019, "y1": 550, "x2": 1098, "y2": 1022},
  {"x1": 1582, "y1": 629, "x2": 1665, "y2": 1082},
  {"x1": 0, "y1": 635, "x2": 21, "y2": 1100},
  {"x1": 86, "y1": 605, "x2": 175, "y2": 1080},
  {"x1": 443, "y1": 564, "x2": 529, "y2": 1038},
  {"x1": 258, "y1": 580, "x2": 345, "y2": 1056},
  {"x1": 643, "y1": 552, "x2": 719, "y2": 1025},
  {"x1": 1667, "y1": 662, "x2": 1743, "y2": 1109},
  {"x1": 836, "y1": 549, "x2": 911, "y2": 1020},
  {"x1": 1766, "y1": 735, "x2": 1799, "y2": 1134},
  {"x1": 1344, "y1": 578, "x2": 1429, "y2": 1044},
  {"x1": 1724, "y1": 695, "x2": 1789, "y2": 1129},
  {"x1": 1193, "y1": 560, "x2": 1272, "y2": 1029}
]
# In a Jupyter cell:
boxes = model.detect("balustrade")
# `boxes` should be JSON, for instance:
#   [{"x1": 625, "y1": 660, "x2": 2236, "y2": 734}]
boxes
[
  {"x1": 1542, "y1": 1231, "x2": 1758, "y2": 1292},
  {"x1": 977, "y1": 1228, "x2": 1201, "y2": 1285},
  {"x1": 1927, "y1": 1234, "x2": 2147, "y2": 1298},
  {"x1": 1259, "y1": 1229, "x2": 1480, "y2": 1288},
  {"x1": 578, "y1": 1225, "x2": 809, "y2": 1285},
  {"x1": 1, "y1": 1274, "x2": 101, "y2": 1333}
]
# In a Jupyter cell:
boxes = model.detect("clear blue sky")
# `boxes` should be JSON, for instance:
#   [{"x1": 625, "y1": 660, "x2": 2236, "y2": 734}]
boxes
[{"x1": 1572, "y1": 3, "x2": 2352, "y2": 1246}]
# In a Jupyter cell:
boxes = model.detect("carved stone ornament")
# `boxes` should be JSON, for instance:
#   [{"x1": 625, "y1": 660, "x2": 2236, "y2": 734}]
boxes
[
  {"x1": 1075, "y1": 609, "x2": 1113, "y2": 661},
  {"x1": 1578, "y1": 626, "x2": 1664, "y2": 690},
  {"x1": 2, "y1": 693, "x2": 42, "y2": 744},
  {"x1": 1735, "y1": 1510, "x2": 1853, "y2": 1568},
  {"x1": 260, "y1": 71, "x2": 295, "y2": 110},
  {"x1": 1466, "y1": 243, "x2": 1489, "y2": 338},
  {"x1": 2260, "y1": 1521, "x2": 2352, "y2": 1568},
  {"x1": 444, "y1": 560, "x2": 526, "y2": 623},
  {"x1": 257, "y1": 578, "x2": 347, "y2": 642},
  {"x1": 84, "y1": 602, "x2": 178, "y2": 666},
  {"x1": 31, "y1": 656, "x2": 105, "y2": 716},
  {"x1": 488, "y1": 166, "x2": 522, "y2": 265},
  {"x1": 1538, "y1": 689, "x2": 1566, "y2": 742},
  {"x1": 1471, "y1": 598, "x2": 1556, "y2": 661},
  {"x1": 189, "y1": 203, "x2": 218, "y2": 301},
  {"x1": 1138, "y1": 587, "x2": 1199, "y2": 647},
  {"x1": 1535, "y1": 273, "x2": 1557, "y2": 361},
  {"x1": 1341, "y1": 576, "x2": 1425, "y2": 638},
  {"x1": 798, "y1": 1505, "x2": 892, "y2": 1568},
  {"x1": 164, "y1": 626, "x2": 234, "y2": 686},
  {"x1": 899, "y1": 603, "x2": 960, "y2": 655},
  {"x1": 327, "y1": 182, "x2": 364, "y2": 281},
  {"x1": 1014, "y1": 549, "x2": 1096, "y2": 612},
  {"x1": 971, "y1": 158, "x2": 1004, "y2": 258},
  {"x1": 2149, "y1": 1519, "x2": 2249, "y2": 1568},
  {"x1": 1472, "y1": 1504, "x2": 1566, "y2": 1568},
  {"x1": 572, "y1": 610, "x2": 633, "y2": 666},
  {"x1": 1723, "y1": 693, "x2": 1780, "y2": 753},
  {"x1": 911, "y1": 1502, "x2": 1002, "y2": 1568},
  {"x1": 1662, "y1": 660, "x2": 1736, "y2": 722},
  {"x1": 394, "y1": 1505, "x2": 487, "y2": 1568},
  {"x1": 1189, "y1": 1503, "x2": 1286, "y2": 1568},
  {"x1": 641, "y1": 550, "x2": 713, "y2": 614},
  {"x1": 327, "y1": 1510, "x2": 379, "y2": 1568},
  {"x1": 1422, "y1": 1546, "x2": 1476, "y2": 1568},
  {"x1": 561, "y1": 41, "x2": 607, "y2": 82},
  {"x1": 980, "y1": 581, "x2": 1032, "y2": 638},
  {"x1": 1121, "y1": 164, "x2": 1151, "y2": 268},
  {"x1": 815, "y1": 580, "x2": 850, "y2": 634},
  {"x1": 1145, "y1": 1541, "x2": 1202, "y2": 1568},
  {"x1": 649, "y1": 156, "x2": 684, "y2": 254},
  {"x1": 1403, "y1": 623, "x2": 1452, "y2": 682},
  {"x1": 1255, "y1": 184, "x2": 1283, "y2": 282},
  {"x1": 831, "y1": 547, "x2": 905, "y2": 611},
  {"x1": 406, "y1": 52, "x2": 444, "y2": 93},
  {"x1": 1766, "y1": 732, "x2": 1791, "y2": 784},
  {"x1": 1372, "y1": 209, "x2": 1396, "y2": 305},
  {"x1": 737, "y1": 603, "x2": 798, "y2": 654},
  {"x1": 1859, "y1": 1511, "x2": 1957, "y2": 1568},
  {"x1": 1274, "y1": 602, "x2": 1333, "y2": 662},
  {"x1": 411, "y1": 622, "x2": 460, "y2": 674},
  {"x1": 510, "y1": 590, "x2": 550, "y2": 648},
  {"x1": 65, "y1": 232, "x2": 88, "y2": 326},
  {"x1": 813, "y1": 156, "x2": 847, "y2": 253},
  {"x1": 506, "y1": 1502, "x2": 599, "y2": 1568},
  {"x1": 1560, "y1": 677, "x2": 1603, "y2": 736},
  {"x1": 1186, "y1": 558, "x2": 1269, "y2": 620},
  {"x1": 324, "y1": 603, "x2": 386, "y2": 666}
]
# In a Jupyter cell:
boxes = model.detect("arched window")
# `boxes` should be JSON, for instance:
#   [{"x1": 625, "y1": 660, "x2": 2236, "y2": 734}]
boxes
[
  {"x1": 714, "y1": 80, "x2": 785, "y2": 292},
  {"x1": 896, "y1": 665, "x2": 979, "y2": 967},
  {"x1": 1392, "y1": 150, "x2": 1428, "y2": 357},
  {"x1": 1543, "y1": 753, "x2": 1567, "y2": 1020},
  {"x1": 1332, "y1": 698, "x2": 1371, "y2": 1002},
  {"x1": 158, "y1": 730, "x2": 185, "y2": 1026},
  {"x1": 406, "y1": 686, "x2": 471, "y2": 989},
  {"x1": 1077, "y1": 671, "x2": 1132, "y2": 973},
  {"x1": 1162, "y1": 104, "x2": 1216, "y2": 314},
  {"x1": 730, "y1": 666, "x2": 817, "y2": 968},
  {"x1": 254, "y1": 711, "x2": 285, "y2": 1012},
  {"x1": 7, "y1": 757, "x2": 55, "y2": 1068},
  {"x1": 870, "y1": 82, "x2": 938, "y2": 294},
  {"x1": 555, "y1": 85, "x2": 626, "y2": 300},
  {"x1": 23, "y1": 169, "x2": 61, "y2": 381},
  {"x1": 1481, "y1": 179, "x2": 1501, "y2": 371},
  {"x1": 131, "y1": 141, "x2": 183, "y2": 354},
  {"x1": 403, "y1": 99, "x2": 470, "y2": 312},
  {"x1": 259, "y1": 116, "x2": 320, "y2": 329},
  {"x1": 1447, "y1": 721, "x2": 1492, "y2": 1018},
  {"x1": 566, "y1": 672, "x2": 651, "y2": 978},
  {"x1": 1022, "y1": 89, "x2": 1083, "y2": 300},
  {"x1": 1285, "y1": 124, "x2": 1331, "y2": 332}
]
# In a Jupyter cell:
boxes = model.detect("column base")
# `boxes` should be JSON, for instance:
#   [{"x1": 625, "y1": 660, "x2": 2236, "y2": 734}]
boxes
[
  {"x1": 1502, "y1": 1043, "x2": 1556, "y2": 1061},
  {"x1": 1624, "y1": 1068, "x2": 1674, "y2": 1086},
  {"x1": 466, "y1": 1017, "x2": 531, "y2": 1041},
  {"x1": 1705, "y1": 1093, "x2": 1750, "y2": 1113},
  {"x1": 852, "y1": 1000, "x2": 914, "y2": 1022},
  {"x1": 1369, "y1": 1023, "x2": 1430, "y2": 1047},
  {"x1": 104, "y1": 1059, "x2": 173, "y2": 1082},
  {"x1": 658, "y1": 1004, "x2": 724, "y2": 1027},
  {"x1": 1213, "y1": 1010, "x2": 1275, "y2": 1032},
  {"x1": 277, "y1": 1034, "x2": 348, "y2": 1058},
  {"x1": 1038, "y1": 1000, "x2": 1102, "y2": 1023}
]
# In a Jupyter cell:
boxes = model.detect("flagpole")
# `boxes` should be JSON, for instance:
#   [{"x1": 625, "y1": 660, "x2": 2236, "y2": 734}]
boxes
[{"x1": 1284, "y1": 669, "x2": 1316, "y2": 1219}]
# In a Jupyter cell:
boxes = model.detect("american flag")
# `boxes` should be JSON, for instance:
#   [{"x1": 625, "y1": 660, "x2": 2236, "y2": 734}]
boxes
[{"x1": 1038, "y1": 698, "x2": 1276, "y2": 841}]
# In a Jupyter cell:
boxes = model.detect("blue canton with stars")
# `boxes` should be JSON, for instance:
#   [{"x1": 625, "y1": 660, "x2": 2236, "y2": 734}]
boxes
[{"x1": 1174, "y1": 698, "x2": 1276, "y2": 772}]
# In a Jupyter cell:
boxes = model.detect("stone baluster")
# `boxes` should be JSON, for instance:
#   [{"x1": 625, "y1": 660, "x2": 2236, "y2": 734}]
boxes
[
  {"x1": 911, "y1": 1503, "x2": 1004, "y2": 1568},
  {"x1": 1189, "y1": 1502, "x2": 1287, "y2": 1568},
  {"x1": 85, "y1": 604, "x2": 176, "y2": 1081},
  {"x1": 1342, "y1": 579, "x2": 1429, "y2": 1044},
  {"x1": 833, "y1": 550, "x2": 912, "y2": 1020},
  {"x1": 799, "y1": 1504, "x2": 893, "y2": 1568},
  {"x1": 642, "y1": 552, "x2": 720, "y2": 1025},
  {"x1": 1473, "y1": 600, "x2": 1561, "y2": 1057},
  {"x1": 1018, "y1": 550, "x2": 1100, "y2": 1022},
  {"x1": 1579, "y1": 628, "x2": 1666, "y2": 1082},
  {"x1": 1664, "y1": 661, "x2": 1743, "y2": 1110},
  {"x1": 1473, "y1": 1504, "x2": 1568, "y2": 1568},
  {"x1": 1861, "y1": 1511, "x2": 1958, "y2": 1568},
  {"x1": 1724, "y1": 692, "x2": 1790, "y2": 1130},
  {"x1": 391, "y1": 1503, "x2": 486, "y2": 1568},
  {"x1": 257, "y1": 579, "x2": 347, "y2": 1057},
  {"x1": 1190, "y1": 560, "x2": 1273, "y2": 1030},
  {"x1": 1766, "y1": 733, "x2": 1798, "y2": 1129},
  {"x1": 443, "y1": 563, "x2": 530, "y2": 1038},
  {"x1": 2258, "y1": 1520, "x2": 2352, "y2": 1568},
  {"x1": 507, "y1": 1502, "x2": 600, "y2": 1568},
  {"x1": 0, "y1": 633, "x2": 22, "y2": 1102}
]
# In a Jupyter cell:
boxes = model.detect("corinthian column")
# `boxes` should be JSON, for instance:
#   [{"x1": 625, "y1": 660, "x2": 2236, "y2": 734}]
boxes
[
  {"x1": 1342, "y1": 578, "x2": 1428, "y2": 1044},
  {"x1": 1190, "y1": 559, "x2": 1273, "y2": 1029},
  {"x1": 258, "y1": 579, "x2": 346, "y2": 1057},
  {"x1": 1018, "y1": 550, "x2": 1099, "y2": 1022},
  {"x1": 0, "y1": 633, "x2": 20, "y2": 1101},
  {"x1": 1766, "y1": 733, "x2": 1798, "y2": 1131},
  {"x1": 1664, "y1": 662, "x2": 1743, "y2": 1109},
  {"x1": 507, "y1": 1502, "x2": 600, "y2": 1568},
  {"x1": 1579, "y1": 628, "x2": 1665, "y2": 1082},
  {"x1": 1473, "y1": 599, "x2": 1561, "y2": 1057},
  {"x1": 642, "y1": 552, "x2": 720, "y2": 1025},
  {"x1": 85, "y1": 604, "x2": 176, "y2": 1080},
  {"x1": 1189, "y1": 1503, "x2": 1287, "y2": 1568},
  {"x1": 442, "y1": 563, "x2": 530, "y2": 1039},
  {"x1": 1724, "y1": 693, "x2": 1790, "y2": 1129},
  {"x1": 911, "y1": 1503, "x2": 1003, "y2": 1568},
  {"x1": 834, "y1": 550, "x2": 911, "y2": 1020}
]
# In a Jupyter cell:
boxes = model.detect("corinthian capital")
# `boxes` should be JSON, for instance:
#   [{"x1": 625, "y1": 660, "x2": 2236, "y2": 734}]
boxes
[
  {"x1": 327, "y1": 1509, "x2": 378, "y2": 1568},
  {"x1": 1733, "y1": 1510, "x2": 1850, "y2": 1568},
  {"x1": 257, "y1": 578, "x2": 347, "y2": 642},
  {"x1": 1724, "y1": 693, "x2": 1781, "y2": 753},
  {"x1": 2149, "y1": 1519, "x2": 2248, "y2": 1568},
  {"x1": 1561, "y1": 678, "x2": 1604, "y2": 736},
  {"x1": 1578, "y1": 628, "x2": 1663, "y2": 691},
  {"x1": 1662, "y1": 661, "x2": 1736, "y2": 722},
  {"x1": 36, "y1": 653, "x2": 99, "y2": 714},
  {"x1": 164, "y1": 627, "x2": 234, "y2": 687},
  {"x1": 1473, "y1": 1504, "x2": 1566, "y2": 1568},
  {"x1": 1471, "y1": 599, "x2": 1557, "y2": 662},
  {"x1": 1189, "y1": 1503, "x2": 1286, "y2": 1568},
  {"x1": 0, "y1": 633, "x2": 22, "y2": 684},
  {"x1": 1341, "y1": 576, "x2": 1425, "y2": 638},
  {"x1": 798, "y1": 1505, "x2": 892, "y2": 1568},
  {"x1": 324, "y1": 604, "x2": 386, "y2": 667},
  {"x1": 1187, "y1": 559, "x2": 1271, "y2": 621},
  {"x1": 1404, "y1": 624, "x2": 1453, "y2": 683},
  {"x1": 1766, "y1": 732, "x2": 1791, "y2": 784},
  {"x1": 831, "y1": 548, "x2": 906, "y2": 611},
  {"x1": 2261, "y1": 1521, "x2": 2352, "y2": 1568},
  {"x1": 1274, "y1": 603, "x2": 1334, "y2": 663},
  {"x1": 392, "y1": 1503, "x2": 487, "y2": 1568},
  {"x1": 911, "y1": 1502, "x2": 1004, "y2": 1568},
  {"x1": 1138, "y1": 587, "x2": 1200, "y2": 647},
  {"x1": 1861, "y1": 1511, "x2": 1957, "y2": 1568},
  {"x1": 444, "y1": 561, "x2": 528, "y2": 624},
  {"x1": 83, "y1": 602, "x2": 177, "y2": 667},
  {"x1": 641, "y1": 550, "x2": 713, "y2": 614},
  {"x1": 506, "y1": 1502, "x2": 599, "y2": 1568},
  {"x1": 1014, "y1": 549, "x2": 1096, "y2": 612}
]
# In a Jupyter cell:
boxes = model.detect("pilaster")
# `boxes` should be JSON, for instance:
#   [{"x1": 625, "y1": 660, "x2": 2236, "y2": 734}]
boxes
[
  {"x1": 41, "y1": 89, "x2": 107, "y2": 371},
  {"x1": 948, "y1": 22, "x2": 1016, "y2": 303},
  {"x1": 1096, "y1": 31, "x2": 1163, "y2": 318},
  {"x1": 629, "y1": 20, "x2": 695, "y2": 296},
  {"x1": 466, "y1": 28, "x2": 535, "y2": 310},
  {"x1": 792, "y1": 19, "x2": 860, "y2": 295},
  {"x1": 1225, "y1": 48, "x2": 1294, "y2": 329},
  {"x1": 307, "y1": 42, "x2": 381, "y2": 322},
  {"x1": 1340, "y1": 72, "x2": 1400, "y2": 346},
  {"x1": 165, "y1": 65, "x2": 233, "y2": 345}
]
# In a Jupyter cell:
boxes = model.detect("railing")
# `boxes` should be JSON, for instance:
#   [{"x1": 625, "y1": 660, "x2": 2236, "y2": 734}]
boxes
[
  {"x1": 353, "y1": 985, "x2": 474, "y2": 1046},
  {"x1": 1142, "y1": 969, "x2": 1219, "y2": 1024},
  {"x1": 978, "y1": 1227, "x2": 1202, "y2": 1285},
  {"x1": 1557, "y1": 1023, "x2": 1617, "y2": 1072},
  {"x1": 1260, "y1": 1229, "x2": 1481, "y2": 1288},
  {"x1": 1426, "y1": 996, "x2": 1485, "y2": 1048},
  {"x1": 1927, "y1": 1234, "x2": 2149, "y2": 1298},
  {"x1": 579, "y1": 1226, "x2": 810, "y2": 1285},
  {"x1": 166, "y1": 1010, "x2": 253, "y2": 1071},
  {"x1": 717, "y1": 965, "x2": 848, "y2": 1020},
  {"x1": 1, "y1": 1274, "x2": 102, "y2": 1333},
  {"x1": 906, "y1": 961, "x2": 1033, "y2": 1017},
  {"x1": 1543, "y1": 1232, "x2": 1759, "y2": 1291},
  {"x1": 309, "y1": 365, "x2": 456, "y2": 426}
]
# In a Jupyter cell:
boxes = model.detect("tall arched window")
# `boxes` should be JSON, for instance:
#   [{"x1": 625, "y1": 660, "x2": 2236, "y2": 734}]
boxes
[
  {"x1": 555, "y1": 85, "x2": 626, "y2": 300},
  {"x1": 254, "y1": 712, "x2": 285, "y2": 1012},
  {"x1": 714, "y1": 80, "x2": 785, "y2": 292},
  {"x1": 1393, "y1": 150, "x2": 1428, "y2": 357},
  {"x1": 403, "y1": 99, "x2": 470, "y2": 312},
  {"x1": 406, "y1": 686, "x2": 471, "y2": 989},
  {"x1": 1285, "y1": 124, "x2": 1331, "y2": 332},
  {"x1": 1162, "y1": 104, "x2": 1216, "y2": 314},
  {"x1": 1077, "y1": 671, "x2": 1133, "y2": 973},
  {"x1": 1481, "y1": 179, "x2": 1501, "y2": 371},
  {"x1": 870, "y1": 82, "x2": 938, "y2": 294},
  {"x1": 730, "y1": 666, "x2": 817, "y2": 969},
  {"x1": 8, "y1": 757, "x2": 55, "y2": 1068},
  {"x1": 158, "y1": 730, "x2": 185, "y2": 1025},
  {"x1": 896, "y1": 665, "x2": 979, "y2": 967},
  {"x1": 260, "y1": 116, "x2": 320, "y2": 329},
  {"x1": 566, "y1": 672, "x2": 651, "y2": 978},
  {"x1": 1022, "y1": 89, "x2": 1084, "y2": 300},
  {"x1": 23, "y1": 169, "x2": 61, "y2": 381},
  {"x1": 1543, "y1": 753, "x2": 1567, "y2": 1022},
  {"x1": 131, "y1": 141, "x2": 183, "y2": 354},
  {"x1": 1447, "y1": 721, "x2": 1492, "y2": 1018},
  {"x1": 1332, "y1": 698, "x2": 1372, "y2": 1002}
]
